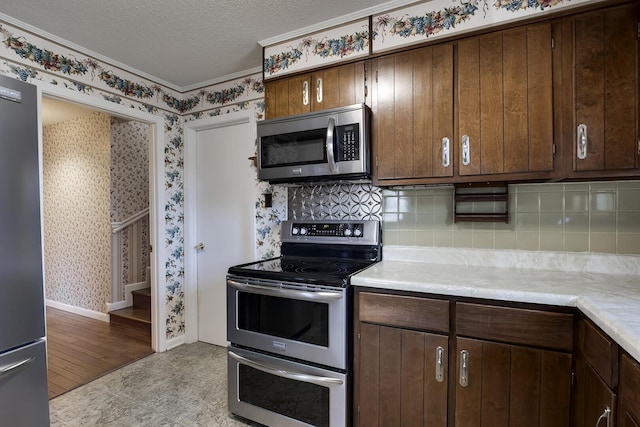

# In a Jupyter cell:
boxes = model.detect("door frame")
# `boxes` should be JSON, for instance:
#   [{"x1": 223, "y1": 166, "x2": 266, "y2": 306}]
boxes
[
  {"x1": 183, "y1": 110, "x2": 256, "y2": 344},
  {"x1": 35, "y1": 81, "x2": 166, "y2": 352}
]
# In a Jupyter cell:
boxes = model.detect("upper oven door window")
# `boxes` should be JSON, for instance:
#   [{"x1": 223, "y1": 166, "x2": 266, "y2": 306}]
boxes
[
  {"x1": 237, "y1": 287, "x2": 329, "y2": 347},
  {"x1": 260, "y1": 128, "x2": 327, "y2": 168}
]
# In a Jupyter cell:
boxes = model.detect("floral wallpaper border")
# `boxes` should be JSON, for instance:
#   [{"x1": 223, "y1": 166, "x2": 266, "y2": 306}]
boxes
[
  {"x1": 262, "y1": 0, "x2": 604, "y2": 77},
  {"x1": 263, "y1": 18, "x2": 370, "y2": 80}
]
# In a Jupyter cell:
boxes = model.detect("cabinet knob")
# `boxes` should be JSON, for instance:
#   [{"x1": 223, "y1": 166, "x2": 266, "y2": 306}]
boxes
[{"x1": 195, "y1": 243, "x2": 205, "y2": 251}]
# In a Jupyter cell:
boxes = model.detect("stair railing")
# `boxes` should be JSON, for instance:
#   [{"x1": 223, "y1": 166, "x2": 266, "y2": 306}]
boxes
[{"x1": 111, "y1": 208, "x2": 149, "y2": 303}]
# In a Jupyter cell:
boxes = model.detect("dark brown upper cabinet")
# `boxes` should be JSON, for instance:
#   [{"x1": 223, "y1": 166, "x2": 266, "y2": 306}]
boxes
[
  {"x1": 559, "y1": 3, "x2": 639, "y2": 179},
  {"x1": 264, "y1": 60, "x2": 367, "y2": 119},
  {"x1": 371, "y1": 43, "x2": 455, "y2": 185},
  {"x1": 457, "y1": 22, "x2": 555, "y2": 180}
]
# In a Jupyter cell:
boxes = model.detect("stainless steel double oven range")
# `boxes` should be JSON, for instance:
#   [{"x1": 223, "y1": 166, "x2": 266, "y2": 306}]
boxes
[{"x1": 227, "y1": 219, "x2": 381, "y2": 427}]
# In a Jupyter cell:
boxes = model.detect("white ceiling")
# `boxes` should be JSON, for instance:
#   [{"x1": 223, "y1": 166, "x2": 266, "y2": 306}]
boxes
[{"x1": 1, "y1": 0, "x2": 409, "y2": 91}]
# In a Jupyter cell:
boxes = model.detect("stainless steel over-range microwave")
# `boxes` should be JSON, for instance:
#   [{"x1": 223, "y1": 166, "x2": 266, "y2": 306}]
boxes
[{"x1": 257, "y1": 103, "x2": 371, "y2": 183}]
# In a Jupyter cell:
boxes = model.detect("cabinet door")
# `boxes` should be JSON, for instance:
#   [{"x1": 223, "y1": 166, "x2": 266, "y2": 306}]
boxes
[
  {"x1": 571, "y1": 4, "x2": 639, "y2": 173},
  {"x1": 619, "y1": 353, "x2": 640, "y2": 427},
  {"x1": 311, "y1": 61, "x2": 366, "y2": 111},
  {"x1": 455, "y1": 337, "x2": 571, "y2": 427},
  {"x1": 457, "y1": 23, "x2": 553, "y2": 177},
  {"x1": 573, "y1": 355, "x2": 616, "y2": 427},
  {"x1": 373, "y1": 43, "x2": 454, "y2": 182},
  {"x1": 357, "y1": 324, "x2": 448, "y2": 427},
  {"x1": 264, "y1": 74, "x2": 311, "y2": 119}
]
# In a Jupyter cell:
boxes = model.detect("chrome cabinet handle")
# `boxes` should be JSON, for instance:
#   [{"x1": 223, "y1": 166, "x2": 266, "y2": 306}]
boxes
[
  {"x1": 459, "y1": 350, "x2": 469, "y2": 387},
  {"x1": 316, "y1": 78, "x2": 323, "y2": 103},
  {"x1": 462, "y1": 135, "x2": 470, "y2": 166},
  {"x1": 229, "y1": 351, "x2": 343, "y2": 387},
  {"x1": 302, "y1": 80, "x2": 309, "y2": 106},
  {"x1": 442, "y1": 137, "x2": 450, "y2": 168},
  {"x1": 227, "y1": 279, "x2": 343, "y2": 302},
  {"x1": 326, "y1": 117, "x2": 337, "y2": 172},
  {"x1": 595, "y1": 407, "x2": 611, "y2": 427},
  {"x1": 577, "y1": 124, "x2": 587, "y2": 160},
  {"x1": 435, "y1": 346, "x2": 445, "y2": 382},
  {"x1": 0, "y1": 357, "x2": 34, "y2": 381}
]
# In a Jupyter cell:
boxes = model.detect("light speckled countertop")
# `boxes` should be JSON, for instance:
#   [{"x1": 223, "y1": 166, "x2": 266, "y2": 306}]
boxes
[{"x1": 352, "y1": 246, "x2": 640, "y2": 362}]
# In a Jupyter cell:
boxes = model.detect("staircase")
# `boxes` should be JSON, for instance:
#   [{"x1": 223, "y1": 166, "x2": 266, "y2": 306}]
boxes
[{"x1": 109, "y1": 287, "x2": 151, "y2": 332}]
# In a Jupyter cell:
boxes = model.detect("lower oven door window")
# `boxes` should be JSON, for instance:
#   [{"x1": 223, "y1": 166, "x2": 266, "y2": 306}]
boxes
[{"x1": 228, "y1": 347, "x2": 347, "y2": 427}]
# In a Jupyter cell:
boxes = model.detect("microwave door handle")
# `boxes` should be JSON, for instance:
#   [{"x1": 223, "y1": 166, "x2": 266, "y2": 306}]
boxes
[
  {"x1": 229, "y1": 350, "x2": 344, "y2": 387},
  {"x1": 326, "y1": 117, "x2": 337, "y2": 173}
]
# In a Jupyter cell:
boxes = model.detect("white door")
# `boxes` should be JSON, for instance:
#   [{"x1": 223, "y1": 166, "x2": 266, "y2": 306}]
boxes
[{"x1": 192, "y1": 115, "x2": 256, "y2": 346}]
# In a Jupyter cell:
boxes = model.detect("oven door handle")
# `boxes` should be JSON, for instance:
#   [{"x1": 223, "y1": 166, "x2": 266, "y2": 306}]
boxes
[
  {"x1": 229, "y1": 350, "x2": 344, "y2": 387},
  {"x1": 227, "y1": 279, "x2": 343, "y2": 302}
]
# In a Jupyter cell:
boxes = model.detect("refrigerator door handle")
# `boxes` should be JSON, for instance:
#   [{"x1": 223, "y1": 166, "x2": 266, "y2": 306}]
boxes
[{"x1": 0, "y1": 357, "x2": 34, "y2": 380}]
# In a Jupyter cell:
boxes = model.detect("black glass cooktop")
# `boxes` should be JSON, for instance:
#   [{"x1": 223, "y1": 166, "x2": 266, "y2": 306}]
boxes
[{"x1": 228, "y1": 256, "x2": 378, "y2": 287}]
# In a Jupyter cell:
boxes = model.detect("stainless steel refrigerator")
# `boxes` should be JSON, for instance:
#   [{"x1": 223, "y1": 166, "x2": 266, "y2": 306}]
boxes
[{"x1": 0, "y1": 75, "x2": 50, "y2": 425}]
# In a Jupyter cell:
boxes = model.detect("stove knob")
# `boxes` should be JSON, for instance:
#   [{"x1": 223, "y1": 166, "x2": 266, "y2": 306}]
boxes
[
  {"x1": 292, "y1": 227, "x2": 299, "y2": 235},
  {"x1": 344, "y1": 228, "x2": 352, "y2": 237},
  {"x1": 353, "y1": 227, "x2": 362, "y2": 237},
  {"x1": 300, "y1": 227, "x2": 308, "y2": 236}
]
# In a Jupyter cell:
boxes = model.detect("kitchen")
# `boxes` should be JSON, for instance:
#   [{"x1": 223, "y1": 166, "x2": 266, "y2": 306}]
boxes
[{"x1": 1, "y1": 0, "x2": 639, "y2": 425}]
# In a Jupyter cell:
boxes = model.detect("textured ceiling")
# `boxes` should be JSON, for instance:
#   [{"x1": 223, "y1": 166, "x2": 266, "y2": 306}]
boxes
[{"x1": 1, "y1": 0, "x2": 405, "y2": 90}]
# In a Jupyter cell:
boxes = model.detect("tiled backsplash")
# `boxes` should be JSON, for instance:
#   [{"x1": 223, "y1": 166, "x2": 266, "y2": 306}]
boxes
[{"x1": 382, "y1": 181, "x2": 640, "y2": 255}]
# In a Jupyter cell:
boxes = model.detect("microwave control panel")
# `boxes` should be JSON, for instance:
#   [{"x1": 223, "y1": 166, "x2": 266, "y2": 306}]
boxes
[{"x1": 336, "y1": 124, "x2": 360, "y2": 161}]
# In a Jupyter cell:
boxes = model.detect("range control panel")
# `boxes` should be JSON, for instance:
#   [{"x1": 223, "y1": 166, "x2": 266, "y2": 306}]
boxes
[{"x1": 290, "y1": 222, "x2": 363, "y2": 238}]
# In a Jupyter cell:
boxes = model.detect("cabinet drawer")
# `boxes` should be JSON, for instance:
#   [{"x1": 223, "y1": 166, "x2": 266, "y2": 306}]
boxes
[
  {"x1": 579, "y1": 318, "x2": 618, "y2": 388},
  {"x1": 456, "y1": 302, "x2": 573, "y2": 352},
  {"x1": 358, "y1": 292, "x2": 449, "y2": 333}
]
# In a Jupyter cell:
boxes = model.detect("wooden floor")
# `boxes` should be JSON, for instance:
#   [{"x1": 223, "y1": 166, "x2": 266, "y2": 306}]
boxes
[{"x1": 46, "y1": 307, "x2": 153, "y2": 399}]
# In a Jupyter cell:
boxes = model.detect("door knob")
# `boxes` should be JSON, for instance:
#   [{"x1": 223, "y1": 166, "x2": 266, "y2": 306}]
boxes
[{"x1": 195, "y1": 243, "x2": 205, "y2": 250}]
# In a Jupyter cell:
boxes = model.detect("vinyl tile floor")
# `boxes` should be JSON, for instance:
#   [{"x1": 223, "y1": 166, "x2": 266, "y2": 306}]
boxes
[{"x1": 49, "y1": 342, "x2": 260, "y2": 426}]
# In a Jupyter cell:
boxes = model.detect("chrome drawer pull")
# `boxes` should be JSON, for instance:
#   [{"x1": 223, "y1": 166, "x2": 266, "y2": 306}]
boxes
[
  {"x1": 316, "y1": 78, "x2": 323, "y2": 103},
  {"x1": 462, "y1": 135, "x2": 470, "y2": 166},
  {"x1": 595, "y1": 406, "x2": 611, "y2": 427},
  {"x1": 459, "y1": 350, "x2": 469, "y2": 387},
  {"x1": 302, "y1": 81, "x2": 309, "y2": 106},
  {"x1": 435, "y1": 346, "x2": 445, "y2": 382},
  {"x1": 0, "y1": 357, "x2": 34, "y2": 381},
  {"x1": 577, "y1": 124, "x2": 587, "y2": 160},
  {"x1": 442, "y1": 137, "x2": 450, "y2": 168}
]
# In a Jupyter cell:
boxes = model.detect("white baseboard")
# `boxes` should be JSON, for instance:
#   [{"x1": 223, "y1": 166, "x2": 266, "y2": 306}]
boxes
[
  {"x1": 105, "y1": 300, "x2": 129, "y2": 312},
  {"x1": 46, "y1": 299, "x2": 109, "y2": 322},
  {"x1": 165, "y1": 335, "x2": 185, "y2": 351}
]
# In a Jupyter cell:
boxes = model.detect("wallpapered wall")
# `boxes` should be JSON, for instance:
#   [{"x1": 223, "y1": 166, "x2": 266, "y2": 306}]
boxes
[
  {"x1": 43, "y1": 112, "x2": 112, "y2": 313},
  {"x1": 0, "y1": 16, "x2": 274, "y2": 340},
  {"x1": 111, "y1": 118, "x2": 150, "y2": 286}
]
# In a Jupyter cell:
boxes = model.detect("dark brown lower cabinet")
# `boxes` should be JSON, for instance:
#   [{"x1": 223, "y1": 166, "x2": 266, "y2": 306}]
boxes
[
  {"x1": 357, "y1": 324, "x2": 448, "y2": 426},
  {"x1": 619, "y1": 353, "x2": 640, "y2": 427},
  {"x1": 455, "y1": 337, "x2": 572, "y2": 427},
  {"x1": 354, "y1": 290, "x2": 450, "y2": 427}
]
